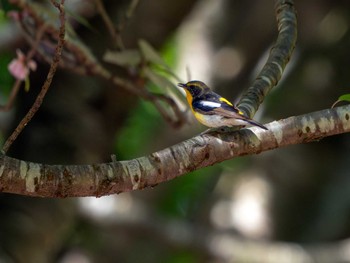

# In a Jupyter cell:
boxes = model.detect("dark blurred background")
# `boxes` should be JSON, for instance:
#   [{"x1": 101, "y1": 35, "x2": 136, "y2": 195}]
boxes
[{"x1": 1, "y1": 0, "x2": 350, "y2": 262}]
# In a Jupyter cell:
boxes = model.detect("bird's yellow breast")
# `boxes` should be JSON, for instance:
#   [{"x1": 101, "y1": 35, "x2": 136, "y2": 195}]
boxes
[{"x1": 185, "y1": 90, "x2": 195, "y2": 112}]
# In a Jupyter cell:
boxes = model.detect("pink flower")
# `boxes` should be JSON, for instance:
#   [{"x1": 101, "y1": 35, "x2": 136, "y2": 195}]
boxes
[
  {"x1": 7, "y1": 11, "x2": 20, "y2": 21},
  {"x1": 8, "y1": 49, "x2": 37, "y2": 80}
]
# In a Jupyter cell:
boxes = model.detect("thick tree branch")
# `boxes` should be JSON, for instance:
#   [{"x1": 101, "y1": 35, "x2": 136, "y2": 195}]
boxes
[
  {"x1": 0, "y1": 105, "x2": 349, "y2": 197},
  {"x1": 237, "y1": 0, "x2": 297, "y2": 118}
]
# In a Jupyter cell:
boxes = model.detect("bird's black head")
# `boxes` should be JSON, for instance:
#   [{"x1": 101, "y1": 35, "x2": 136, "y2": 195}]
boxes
[{"x1": 177, "y1": 80, "x2": 210, "y2": 97}]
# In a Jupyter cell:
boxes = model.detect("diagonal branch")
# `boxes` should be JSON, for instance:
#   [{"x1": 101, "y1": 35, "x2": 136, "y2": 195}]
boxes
[
  {"x1": 0, "y1": 105, "x2": 349, "y2": 197},
  {"x1": 94, "y1": 0, "x2": 125, "y2": 50},
  {"x1": 237, "y1": 0, "x2": 297, "y2": 118},
  {"x1": 2, "y1": 0, "x2": 66, "y2": 153},
  {"x1": 0, "y1": 80, "x2": 22, "y2": 111}
]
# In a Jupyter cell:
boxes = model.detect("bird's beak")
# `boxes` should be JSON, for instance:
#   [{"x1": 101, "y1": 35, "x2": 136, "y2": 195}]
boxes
[{"x1": 177, "y1": 83, "x2": 187, "y2": 89}]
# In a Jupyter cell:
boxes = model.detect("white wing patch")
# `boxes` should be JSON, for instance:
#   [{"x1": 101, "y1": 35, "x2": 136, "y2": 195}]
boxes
[{"x1": 199, "y1": 101, "x2": 221, "y2": 108}]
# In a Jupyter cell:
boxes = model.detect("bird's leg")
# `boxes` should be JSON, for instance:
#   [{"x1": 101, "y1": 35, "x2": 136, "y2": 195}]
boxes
[{"x1": 199, "y1": 128, "x2": 213, "y2": 135}]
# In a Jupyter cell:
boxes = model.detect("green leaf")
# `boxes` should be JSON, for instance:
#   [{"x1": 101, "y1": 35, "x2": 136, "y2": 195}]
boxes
[
  {"x1": 103, "y1": 49, "x2": 141, "y2": 67},
  {"x1": 138, "y1": 39, "x2": 168, "y2": 68},
  {"x1": 338, "y1": 94, "x2": 350, "y2": 102},
  {"x1": 143, "y1": 67, "x2": 173, "y2": 91},
  {"x1": 24, "y1": 77, "x2": 30, "y2": 92},
  {"x1": 143, "y1": 67, "x2": 186, "y2": 103},
  {"x1": 138, "y1": 39, "x2": 181, "y2": 81},
  {"x1": 332, "y1": 94, "x2": 350, "y2": 108}
]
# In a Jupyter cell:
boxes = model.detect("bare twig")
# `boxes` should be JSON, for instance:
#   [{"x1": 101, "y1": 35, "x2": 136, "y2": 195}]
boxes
[
  {"x1": 12, "y1": 0, "x2": 96, "y2": 75},
  {"x1": 118, "y1": 0, "x2": 140, "y2": 32},
  {"x1": 94, "y1": 0, "x2": 140, "y2": 50},
  {"x1": 0, "y1": 80, "x2": 22, "y2": 111},
  {"x1": 150, "y1": 93, "x2": 186, "y2": 128},
  {"x1": 2, "y1": 0, "x2": 66, "y2": 153}
]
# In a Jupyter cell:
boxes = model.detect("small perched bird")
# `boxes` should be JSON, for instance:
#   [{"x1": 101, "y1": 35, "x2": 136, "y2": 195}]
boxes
[{"x1": 178, "y1": 80, "x2": 267, "y2": 130}]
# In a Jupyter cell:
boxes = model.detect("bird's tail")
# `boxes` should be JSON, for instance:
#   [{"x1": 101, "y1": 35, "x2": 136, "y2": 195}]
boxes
[{"x1": 245, "y1": 119, "x2": 268, "y2": 130}]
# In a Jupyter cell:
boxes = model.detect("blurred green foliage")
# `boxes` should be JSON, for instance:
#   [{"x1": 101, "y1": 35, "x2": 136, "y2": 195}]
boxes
[
  {"x1": 0, "y1": 9, "x2": 4, "y2": 22},
  {"x1": 0, "y1": 0, "x2": 18, "y2": 14},
  {"x1": 157, "y1": 165, "x2": 220, "y2": 218},
  {"x1": 162, "y1": 36, "x2": 178, "y2": 68},
  {"x1": 114, "y1": 98, "x2": 163, "y2": 159},
  {"x1": 0, "y1": 53, "x2": 13, "y2": 96},
  {"x1": 165, "y1": 251, "x2": 197, "y2": 263}
]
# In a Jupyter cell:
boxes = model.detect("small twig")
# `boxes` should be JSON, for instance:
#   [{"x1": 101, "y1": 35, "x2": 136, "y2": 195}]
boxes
[
  {"x1": 25, "y1": 25, "x2": 47, "y2": 60},
  {"x1": 94, "y1": 0, "x2": 140, "y2": 50},
  {"x1": 94, "y1": 0, "x2": 125, "y2": 50},
  {"x1": 150, "y1": 93, "x2": 186, "y2": 128},
  {"x1": 2, "y1": 0, "x2": 66, "y2": 153},
  {"x1": 0, "y1": 80, "x2": 22, "y2": 111},
  {"x1": 118, "y1": 0, "x2": 140, "y2": 32}
]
